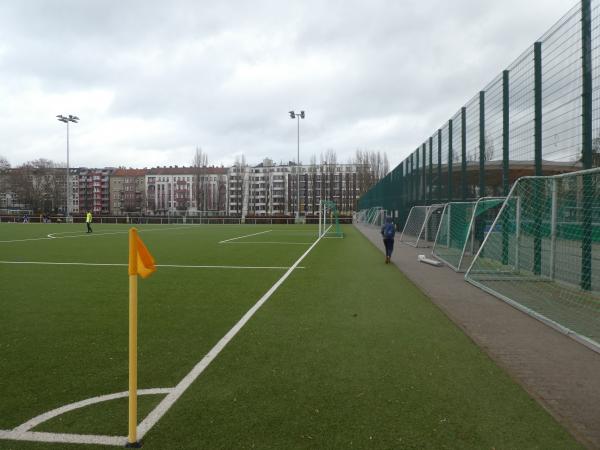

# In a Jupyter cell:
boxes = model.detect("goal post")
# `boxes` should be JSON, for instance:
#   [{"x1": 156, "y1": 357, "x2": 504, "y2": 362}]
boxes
[
  {"x1": 465, "y1": 168, "x2": 600, "y2": 352},
  {"x1": 432, "y1": 198, "x2": 505, "y2": 271},
  {"x1": 319, "y1": 200, "x2": 344, "y2": 238}
]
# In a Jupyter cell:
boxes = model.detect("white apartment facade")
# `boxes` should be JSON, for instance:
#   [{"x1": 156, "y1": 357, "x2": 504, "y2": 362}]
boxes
[
  {"x1": 227, "y1": 159, "x2": 362, "y2": 216},
  {"x1": 145, "y1": 167, "x2": 227, "y2": 215}
]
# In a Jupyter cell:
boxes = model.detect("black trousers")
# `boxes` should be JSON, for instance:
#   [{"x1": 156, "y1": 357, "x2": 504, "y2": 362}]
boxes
[
  {"x1": 383, "y1": 238, "x2": 394, "y2": 257},
  {"x1": 86, "y1": 222, "x2": 92, "y2": 233}
]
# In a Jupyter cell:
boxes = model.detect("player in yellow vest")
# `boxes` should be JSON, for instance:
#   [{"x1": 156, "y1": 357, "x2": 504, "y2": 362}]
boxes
[{"x1": 86, "y1": 211, "x2": 93, "y2": 233}]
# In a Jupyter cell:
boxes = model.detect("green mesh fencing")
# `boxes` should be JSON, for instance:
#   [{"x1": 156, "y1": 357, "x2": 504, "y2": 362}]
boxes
[
  {"x1": 433, "y1": 198, "x2": 504, "y2": 271},
  {"x1": 466, "y1": 169, "x2": 600, "y2": 349}
]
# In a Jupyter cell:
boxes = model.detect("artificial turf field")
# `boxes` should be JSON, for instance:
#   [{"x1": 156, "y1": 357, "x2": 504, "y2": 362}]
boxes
[{"x1": 0, "y1": 222, "x2": 582, "y2": 449}]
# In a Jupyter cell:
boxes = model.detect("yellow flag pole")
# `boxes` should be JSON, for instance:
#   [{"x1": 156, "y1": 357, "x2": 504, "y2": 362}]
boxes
[{"x1": 127, "y1": 228, "x2": 140, "y2": 448}]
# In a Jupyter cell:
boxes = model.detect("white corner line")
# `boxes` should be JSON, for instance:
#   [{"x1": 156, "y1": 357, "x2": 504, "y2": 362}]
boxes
[
  {"x1": 218, "y1": 229, "x2": 272, "y2": 244},
  {"x1": 136, "y1": 227, "x2": 329, "y2": 440},
  {"x1": 0, "y1": 430, "x2": 125, "y2": 447},
  {"x1": 14, "y1": 388, "x2": 173, "y2": 433}
]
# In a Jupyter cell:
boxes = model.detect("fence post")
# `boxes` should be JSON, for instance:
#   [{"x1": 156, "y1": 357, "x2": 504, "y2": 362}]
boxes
[
  {"x1": 428, "y1": 137, "x2": 433, "y2": 204},
  {"x1": 550, "y1": 178, "x2": 557, "y2": 280},
  {"x1": 437, "y1": 129, "x2": 442, "y2": 203},
  {"x1": 582, "y1": 0, "x2": 593, "y2": 290},
  {"x1": 479, "y1": 91, "x2": 486, "y2": 198},
  {"x1": 416, "y1": 148, "x2": 420, "y2": 204},
  {"x1": 448, "y1": 119, "x2": 453, "y2": 202},
  {"x1": 515, "y1": 196, "x2": 521, "y2": 272},
  {"x1": 534, "y1": 41, "x2": 543, "y2": 275},
  {"x1": 447, "y1": 203, "x2": 451, "y2": 247},
  {"x1": 461, "y1": 107, "x2": 467, "y2": 200},
  {"x1": 422, "y1": 143, "x2": 427, "y2": 204},
  {"x1": 502, "y1": 69, "x2": 510, "y2": 266}
]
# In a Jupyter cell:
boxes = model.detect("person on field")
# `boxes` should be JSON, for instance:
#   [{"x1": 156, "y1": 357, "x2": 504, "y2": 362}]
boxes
[
  {"x1": 381, "y1": 216, "x2": 396, "y2": 264},
  {"x1": 86, "y1": 210, "x2": 93, "y2": 233}
]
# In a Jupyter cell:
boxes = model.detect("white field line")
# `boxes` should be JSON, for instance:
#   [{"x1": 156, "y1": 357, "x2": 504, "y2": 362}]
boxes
[
  {"x1": 0, "y1": 430, "x2": 123, "y2": 447},
  {"x1": 1, "y1": 226, "x2": 199, "y2": 244},
  {"x1": 0, "y1": 390, "x2": 173, "y2": 447},
  {"x1": 0, "y1": 261, "x2": 304, "y2": 270},
  {"x1": 223, "y1": 241, "x2": 313, "y2": 245},
  {"x1": 218, "y1": 230, "x2": 272, "y2": 244},
  {"x1": 14, "y1": 388, "x2": 173, "y2": 433},
  {"x1": 0, "y1": 227, "x2": 328, "y2": 447},
  {"x1": 136, "y1": 225, "x2": 331, "y2": 441}
]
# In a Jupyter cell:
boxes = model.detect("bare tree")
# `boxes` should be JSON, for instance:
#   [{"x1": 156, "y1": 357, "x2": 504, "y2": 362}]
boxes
[
  {"x1": 309, "y1": 155, "x2": 317, "y2": 214},
  {"x1": 192, "y1": 147, "x2": 208, "y2": 214},
  {"x1": 0, "y1": 155, "x2": 10, "y2": 196},
  {"x1": 233, "y1": 154, "x2": 248, "y2": 216}
]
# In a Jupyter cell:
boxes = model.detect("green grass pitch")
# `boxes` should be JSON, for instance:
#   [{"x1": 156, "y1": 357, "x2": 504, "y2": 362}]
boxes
[{"x1": 0, "y1": 222, "x2": 582, "y2": 449}]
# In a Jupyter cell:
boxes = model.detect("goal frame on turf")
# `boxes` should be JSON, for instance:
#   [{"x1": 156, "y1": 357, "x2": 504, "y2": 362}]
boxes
[
  {"x1": 432, "y1": 197, "x2": 505, "y2": 272},
  {"x1": 465, "y1": 168, "x2": 600, "y2": 354},
  {"x1": 399, "y1": 204, "x2": 445, "y2": 247},
  {"x1": 319, "y1": 200, "x2": 344, "y2": 238}
]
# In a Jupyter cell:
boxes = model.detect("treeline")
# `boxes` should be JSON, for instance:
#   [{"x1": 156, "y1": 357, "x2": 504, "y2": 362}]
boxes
[{"x1": 0, "y1": 157, "x2": 67, "y2": 212}]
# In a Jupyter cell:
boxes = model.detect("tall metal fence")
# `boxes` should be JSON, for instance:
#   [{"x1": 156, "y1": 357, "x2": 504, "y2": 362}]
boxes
[{"x1": 359, "y1": 0, "x2": 599, "y2": 228}]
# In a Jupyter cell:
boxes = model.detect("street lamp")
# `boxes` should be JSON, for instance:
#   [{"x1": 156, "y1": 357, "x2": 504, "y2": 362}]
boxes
[
  {"x1": 56, "y1": 114, "x2": 79, "y2": 221},
  {"x1": 289, "y1": 110, "x2": 305, "y2": 222}
]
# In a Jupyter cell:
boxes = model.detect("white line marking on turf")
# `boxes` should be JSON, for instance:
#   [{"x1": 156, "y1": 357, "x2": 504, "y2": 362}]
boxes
[
  {"x1": 0, "y1": 228, "x2": 328, "y2": 447},
  {"x1": 218, "y1": 230, "x2": 272, "y2": 244},
  {"x1": 135, "y1": 225, "x2": 331, "y2": 441},
  {"x1": 14, "y1": 388, "x2": 173, "y2": 433},
  {"x1": 1, "y1": 226, "x2": 199, "y2": 244},
  {"x1": 0, "y1": 388, "x2": 173, "y2": 447},
  {"x1": 0, "y1": 261, "x2": 304, "y2": 270},
  {"x1": 0, "y1": 430, "x2": 124, "y2": 447},
  {"x1": 224, "y1": 241, "x2": 313, "y2": 245}
]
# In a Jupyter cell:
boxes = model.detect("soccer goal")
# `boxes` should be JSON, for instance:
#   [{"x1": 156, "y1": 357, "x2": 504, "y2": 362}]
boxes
[
  {"x1": 319, "y1": 200, "x2": 344, "y2": 238},
  {"x1": 356, "y1": 207, "x2": 384, "y2": 226},
  {"x1": 399, "y1": 204, "x2": 445, "y2": 247},
  {"x1": 432, "y1": 197, "x2": 505, "y2": 271},
  {"x1": 465, "y1": 169, "x2": 600, "y2": 352}
]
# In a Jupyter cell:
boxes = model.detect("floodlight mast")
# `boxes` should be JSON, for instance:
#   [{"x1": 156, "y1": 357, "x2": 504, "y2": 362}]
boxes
[
  {"x1": 56, "y1": 114, "x2": 79, "y2": 220},
  {"x1": 289, "y1": 110, "x2": 305, "y2": 222}
]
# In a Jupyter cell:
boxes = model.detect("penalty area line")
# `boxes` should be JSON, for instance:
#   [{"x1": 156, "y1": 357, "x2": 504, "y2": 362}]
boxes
[
  {"x1": 218, "y1": 230, "x2": 272, "y2": 244},
  {"x1": 136, "y1": 226, "x2": 330, "y2": 440}
]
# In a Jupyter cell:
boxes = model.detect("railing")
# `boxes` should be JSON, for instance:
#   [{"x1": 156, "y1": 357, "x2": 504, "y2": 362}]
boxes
[{"x1": 0, "y1": 215, "x2": 353, "y2": 225}]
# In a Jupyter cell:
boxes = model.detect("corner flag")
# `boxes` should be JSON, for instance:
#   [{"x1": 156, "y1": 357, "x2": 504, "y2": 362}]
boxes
[{"x1": 127, "y1": 228, "x2": 156, "y2": 448}]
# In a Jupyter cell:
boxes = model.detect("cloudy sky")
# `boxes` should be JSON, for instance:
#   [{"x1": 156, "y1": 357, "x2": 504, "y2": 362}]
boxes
[{"x1": 0, "y1": 0, "x2": 573, "y2": 170}]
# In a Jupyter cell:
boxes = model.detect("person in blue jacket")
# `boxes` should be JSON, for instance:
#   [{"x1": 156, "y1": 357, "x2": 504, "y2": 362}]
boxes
[{"x1": 381, "y1": 216, "x2": 396, "y2": 264}]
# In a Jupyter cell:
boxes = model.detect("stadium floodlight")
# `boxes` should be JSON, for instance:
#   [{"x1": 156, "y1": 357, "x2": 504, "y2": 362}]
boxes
[
  {"x1": 57, "y1": 114, "x2": 80, "y2": 221},
  {"x1": 289, "y1": 109, "x2": 305, "y2": 222}
]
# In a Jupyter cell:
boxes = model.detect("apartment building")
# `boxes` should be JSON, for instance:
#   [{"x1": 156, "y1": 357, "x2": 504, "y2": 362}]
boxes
[
  {"x1": 109, "y1": 168, "x2": 147, "y2": 215},
  {"x1": 145, "y1": 166, "x2": 227, "y2": 215},
  {"x1": 74, "y1": 168, "x2": 113, "y2": 214},
  {"x1": 228, "y1": 159, "x2": 361, "y2": 216}
]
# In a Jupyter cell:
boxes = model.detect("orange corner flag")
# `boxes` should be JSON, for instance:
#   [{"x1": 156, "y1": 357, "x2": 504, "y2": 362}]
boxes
[
  {"x1": 127, "y1": 227, "x2": 156, "y2": 446},
  {"x1": 128, "y1": 228, "x2": 156, "y2": 279}
]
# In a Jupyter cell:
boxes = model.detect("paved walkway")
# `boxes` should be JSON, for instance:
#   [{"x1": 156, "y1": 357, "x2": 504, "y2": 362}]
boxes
[{"x1": 356, "y1": 223, "x2": 600, "y2": 449}]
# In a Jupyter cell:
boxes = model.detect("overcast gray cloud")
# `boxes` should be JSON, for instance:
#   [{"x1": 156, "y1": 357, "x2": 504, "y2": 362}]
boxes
[{"x1": 0, "y1": 0, "x2": 572, "y2": 170}]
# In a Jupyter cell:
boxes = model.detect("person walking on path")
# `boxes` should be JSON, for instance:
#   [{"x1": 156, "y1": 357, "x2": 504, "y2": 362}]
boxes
[
  {"x1": 381, "y1": 216, "x2": 396, "y2": 264},
  {"x1": 86, "y1": 210, "x2": 93, "y2": 233}
]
